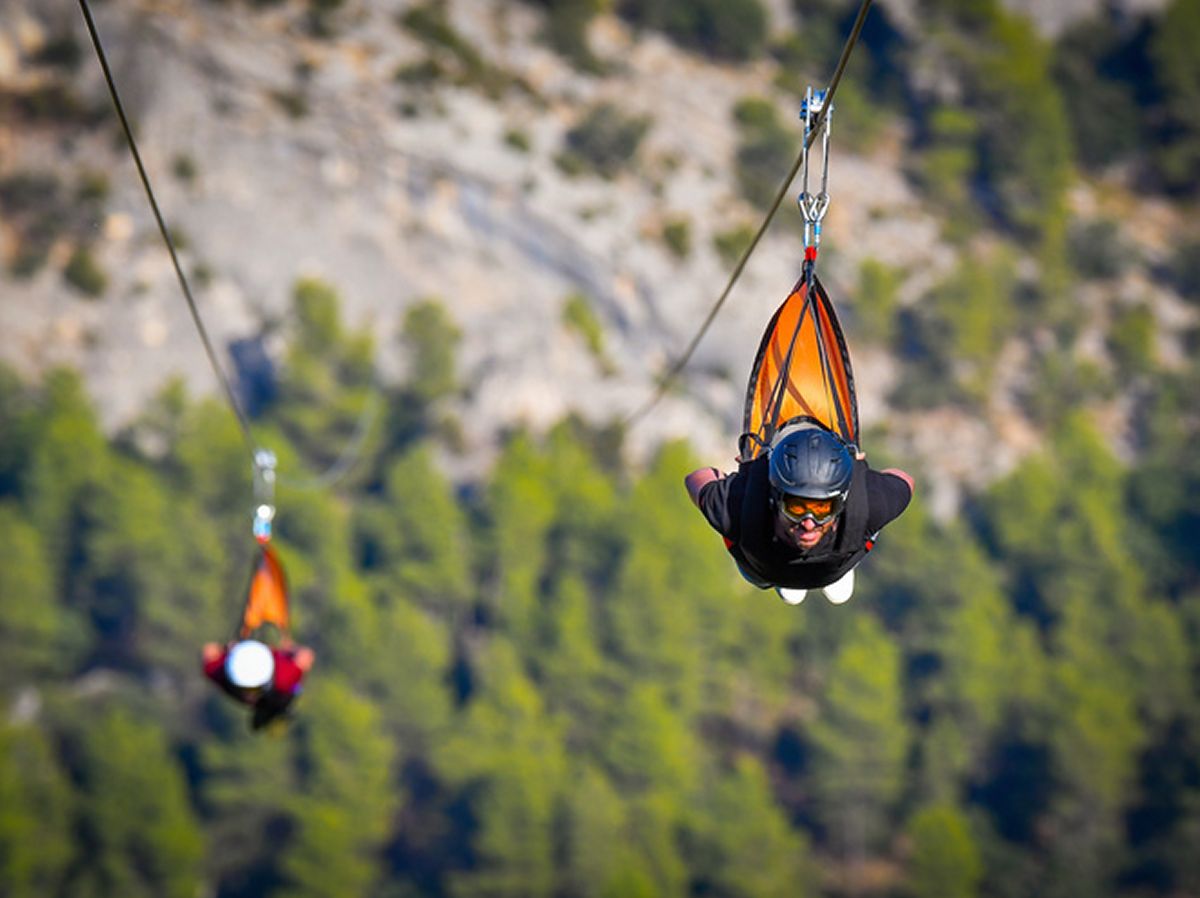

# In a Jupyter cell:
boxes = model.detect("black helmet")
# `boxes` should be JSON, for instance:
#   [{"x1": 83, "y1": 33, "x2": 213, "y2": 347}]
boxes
[{"x1": 768, "y1": 422, "x2": 853, "y2": 503}]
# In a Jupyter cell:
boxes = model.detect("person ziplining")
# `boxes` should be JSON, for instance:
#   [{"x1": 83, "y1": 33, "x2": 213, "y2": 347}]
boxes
[
  {"x1": 81, "y1": 0, "x2": 891, "y2": 620},
  {"x1": 202, "y1": 451, "x2": 315, "y2": 729},
  {"x1": 77, "y1": 0, "x2": 330, "y2": 727},
  {"x1": 685, "y1": 88, "x2": 913, "y2": 605}
]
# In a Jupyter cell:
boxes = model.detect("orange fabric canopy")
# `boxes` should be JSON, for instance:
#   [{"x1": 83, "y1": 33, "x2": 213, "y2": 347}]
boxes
[
  {"x1": 240, "y1": 544, "x2": 290, "y2": 638},
  {"x1": 741, "y1": 275, "x2": 858, "y2": 460}
]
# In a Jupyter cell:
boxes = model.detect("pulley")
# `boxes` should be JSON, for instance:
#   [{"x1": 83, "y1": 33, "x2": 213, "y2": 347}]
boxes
[
  {"x1": 797, "y1": 86, "x2": 833, "y2": 280},
  {"x1": 252, "y1": 449, "x2": 276, "y2": 544}
]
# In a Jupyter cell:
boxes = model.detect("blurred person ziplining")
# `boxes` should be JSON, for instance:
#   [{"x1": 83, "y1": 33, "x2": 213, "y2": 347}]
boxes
[
  {"x1": 203, "y1": 636, "x2": 314, "y2": 730},
  {"x1": 202, "y1": 541, "x2": 314, "y2": 729}
]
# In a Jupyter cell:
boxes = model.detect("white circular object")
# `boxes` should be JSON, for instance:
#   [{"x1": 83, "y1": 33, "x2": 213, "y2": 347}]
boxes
[{"x1": 225, "y1": 640, "x2": 275, "y2": 689}]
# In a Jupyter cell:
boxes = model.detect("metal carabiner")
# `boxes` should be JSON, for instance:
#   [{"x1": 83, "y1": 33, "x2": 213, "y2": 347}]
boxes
[
  {"x1": 252, "y1": 448, "x2": 276, "y2": 543},
  {"x1": 797, "y1": 86, "x2": 833, "y2": 255}
]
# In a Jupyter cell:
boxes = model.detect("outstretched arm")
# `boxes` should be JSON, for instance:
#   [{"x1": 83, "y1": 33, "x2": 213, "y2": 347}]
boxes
[
  {"x1": 684, "y1": 467, "x2": 723, "y2": 508},
  {"x1": 880, "y1": 468, "x2": 915, "y2": 495}
]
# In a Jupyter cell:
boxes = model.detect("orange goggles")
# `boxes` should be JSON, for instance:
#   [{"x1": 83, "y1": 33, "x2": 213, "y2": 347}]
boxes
[{"x1": 778, "y1": 493, "x2": 844, "y2": 525}]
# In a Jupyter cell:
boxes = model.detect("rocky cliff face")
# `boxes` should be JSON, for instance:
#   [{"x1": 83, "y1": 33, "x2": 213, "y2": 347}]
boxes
[{"x1": 0, "y1": 0, "x2": 1189, "y2": 515}]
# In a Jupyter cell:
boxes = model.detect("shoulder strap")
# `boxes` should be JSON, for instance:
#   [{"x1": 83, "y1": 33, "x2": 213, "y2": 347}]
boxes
[{"x1": 835, "y1": 459, "x2": 873, "y2": 553}]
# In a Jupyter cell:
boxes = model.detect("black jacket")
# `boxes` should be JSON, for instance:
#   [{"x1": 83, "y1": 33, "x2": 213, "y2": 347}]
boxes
[{"x1": 698, "y1": 456, "x2": 910, "y2": 589}]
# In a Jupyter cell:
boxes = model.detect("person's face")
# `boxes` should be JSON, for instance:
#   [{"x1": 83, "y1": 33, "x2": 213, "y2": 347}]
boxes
[{"x1": 775, "y1": 508, "x2": 837, "y2": 551}]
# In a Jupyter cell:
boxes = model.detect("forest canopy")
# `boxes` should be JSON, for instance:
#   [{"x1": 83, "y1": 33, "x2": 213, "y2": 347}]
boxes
[{"x1": 1, "y1": 274, "x2": 1199, "y2": 897}]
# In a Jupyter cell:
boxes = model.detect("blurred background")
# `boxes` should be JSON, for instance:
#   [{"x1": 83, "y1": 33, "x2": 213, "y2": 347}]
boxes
[{"x1": 1, "y1": 0, "x2": 1198, "y2": 896}]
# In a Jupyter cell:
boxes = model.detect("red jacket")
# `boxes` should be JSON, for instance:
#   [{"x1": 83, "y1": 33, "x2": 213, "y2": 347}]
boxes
[{"x1": 204, "y1": 645, "x2": 306, "y2": 702}]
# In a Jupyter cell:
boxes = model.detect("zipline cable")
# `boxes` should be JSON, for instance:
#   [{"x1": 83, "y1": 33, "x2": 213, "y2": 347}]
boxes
[
  {"x1": 79, "y1": 0, "x2": 379, "y2": 488},
  {"x1": 277, "y1": 388, "x2": 383, "y2": 491},
  {"x1": 78, "y1": 0, "x2": 257, "y2": 457},
  {"x1": 624, "y1": 0, "x2": 874, "y2": 428}
]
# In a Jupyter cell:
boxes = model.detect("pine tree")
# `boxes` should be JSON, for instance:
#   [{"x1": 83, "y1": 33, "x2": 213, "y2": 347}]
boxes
[
  {"x1": 0, "y1": 722, "x2": 72, "y2": 897},
  {"x1": 354, "y1": 442, "x2": 472, "y2": 616},
  {"x1": 906, "y1": 803, "x2": 983, "y2": 898},
  {"x1": 485, "y1": 431, "x2": 556, "y2": 645},
  {"x1": 687, "y1": 755, "x2": 815, "y2": 898},
  {"x1": 439, "y1": 641, "x2": 567, "y2": 898},
  {"x1": 280, "y1": 677, "x2": 397, "y2": 898},
  {"x1": 0, "y1": 503, "x2": 77, "y2": 682},
  {"x1": 810, "y1": 613, "x2": 908, "y2": 863},
  {"x1": 67, "y1": 706, "x2": 203, "y2": 898}
]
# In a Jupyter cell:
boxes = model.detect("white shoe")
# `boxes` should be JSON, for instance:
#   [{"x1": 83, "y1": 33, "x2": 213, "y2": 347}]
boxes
[
  {"x1": 776, "y1": 587, "x2": 808, "y2": 605},
  {"x1": 821, "y1": 569, "x2": 855, "y2": 604}
]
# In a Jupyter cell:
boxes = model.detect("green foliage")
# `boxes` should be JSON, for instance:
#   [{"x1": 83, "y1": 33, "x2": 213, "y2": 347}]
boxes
[
  {"x1": 0, "y1": 364, "x2": 33, "y2": 496},
  {"x1": 399, "y1": 2, "x2": 515, "y2": 97},
  {"x1": 559, "y1": 104, "x2": 651, "y2": 179},
  {"x1": 1169, "y1": 237, "x2": 1200, "y2": 301},
  {"x1": 907, "y1": 803, "x2": 984, "y2": 898},
  {"x1": 21, "y1": 369, "x2": 110, "y2": 575},
  {"x1": 1067, "y1": 217, "x2": 1129, "y2": 281},
  {"x1": 0, "y1": 171, "x2": 81, "y2": 277},
  {"x1": 1151, "y1": 0, "x2": 1200, "y2": 193},
  {"x1": 661, "y1": 215, "x2": 692, "y2": 259},
  {"x1": 0, "y1": 723, "x2": 72, "y2": 897},
  {"x1": 976, "y1": 15, "x2": 1073, "y2": 258},
  {"x1": 687, "y1": 755, "x2": 815, "y2": 897},
  {"x1": 1048, "y1": 595, "x2": 1144, "y2": 812},
  {"x1": 371, "y1": 592, "x2": 453, "y2": 745},
  {"x1": 440, "y1": 640, "x2": 567, "y2": 898},
  {"x1": 606, "y1": 442, "x2": 742, "y2": 713},
  {"x1": 919, "y1": 2, "x2": 1073, "y2": 266},
  {"x1": 68, "y1": 706, "x2": 203, "y2": 898},
  {"x1": 853, "y1": 258, "x2": 901, "y2": 344},
  {"x1": 1107, "y1": 302, "x2": 1158, "y2": 377},
  {"x1": 353, "y1": 443, "x2": 472, "y2": 614},
  {"x1": 933, "y1": 250, "x2": 1017, "y2": 394},
  {"x1": 917, "y1": 106, "x2": 981, "y2": 240},
  {"x1": 522, "y1": 0, "x2": 607, "y2": 71},
  {"x1": 1020, "y1": 350, "x2": 1114, "y2": 429},
  {"x1": 0, "y1": 504, "x2": 75, "y2": 681},
  {"x1": 619, "y1": 0, "x2": 769, "y2": 61},
  {"x1": 562, "y1": 291, "x2": 614, "y2": 373},
  {"x1": 733, "y1": 97, "x2": 798, "y2": 208},
  {"x1": 78, "y1": 454, "x2": 226, "y2": 671},
  {"x1": 196, "y1": 715, "x2": 296, "y2": 890},
  {"x1": 537, "y1": 571, "x2": 610, "y2": 737},
  {"x1": 504, "y1": 127, "x2": 532, "y2": 153},
  {"x1": 1127, "y1": 361, "x2": 1200, "y2": 596},
  {"x1": 891, "y1": 250, "x2": 1017, "y2": 406},
  {"x1": 170, "y1": 396, "x2": 253, "y2": 522},
  {"x1": 712, "y1": 221, "x2": 755, "y2": 267},
  {"x1": 171, "y1": 154, "x2": 198, "y2": 184},
  {"x1": 274, "y1": 277, "x2": 378, "y2": 471},
  {"x1": 33, "y1": 33, "x2": 82, "y2": 71},
  {"x1": 982, "y1": 414, "x2": 1190, "y2": 748},
  {"x1": 982, "y1": 415, "x2": 1130, "y2": 618},
  {"x1": 270, "y1": 88, "x2": 309, "y2": 118},
  {"x1": 810, "y1": 613, "x2": 909, "y2": 855},
  {"x1": 559, "y1": 764, "x2": 658, "y2": 898},
  {"x1": 733, "y1": 97, "x2": 778, "y2": 132},
  {"x1": 486, "y1": 432, "x2": 558, "y2": 640},
  {"x1": 282, "y1": 677, "x2": 397, "y2": 898},
  {"x1": 601, "y1": 681, "x2": 697, "y2": 794},
  {"x1": 8, "y1": 82, "x2": 95, "y2": 126},
  {"x1": 1052, "y1": 18, "x2": 1142, "y2": 170},
  {"x1": 401, "y1": 297, "x2": 461, "y2": 407},
  {"x1": 77, "y1": 170, "x2": 111, "y2": 204},
  {"x1": 3, "y1": 292, "x2": 1200, "y2": 898},
  {"x1": 783, "y1": 0, "x2": 910, "y2": 117},
  {"x1": 305, "y1": 0, "x2": 346, "y2": 37}
]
